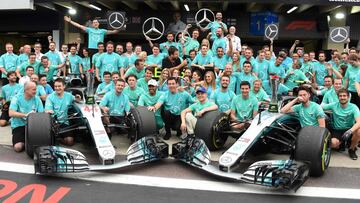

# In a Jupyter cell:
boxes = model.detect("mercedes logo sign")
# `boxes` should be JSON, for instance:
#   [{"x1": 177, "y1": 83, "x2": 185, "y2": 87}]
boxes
[
  {"x1": 108, "y1": 12, "x2": 125, "y2": 30},
  {"x1": 142, "y1": 17, "x2": 165, "y2": 41},
  {"x1": 264, "y1": 24, "x2": 279, "y2": 40},
  {"x1": 329, "y1": 27, "x2": 349, "y2": 43},
  {"x1": 195, "y1": 8, "x2": 215, "y2": 30}
]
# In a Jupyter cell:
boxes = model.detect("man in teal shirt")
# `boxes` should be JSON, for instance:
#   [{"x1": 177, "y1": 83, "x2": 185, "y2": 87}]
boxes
[
  {"x1": 68, "y1": 45, "x2": 82, "y2": 75},
  {"x1": 284, "y1": 60, "x2": 309, "y2": 90},
  {"x1": 153, "y1": 77, "x2": 195, "y2": 140},
  {"x1": 92, "y1": 42, "x2": 105, "y2": 71},
  {"x1": 313, "y1": 52, "x2": 331, "y2": 88},
  {"x1": 180, "y1": 86, "x2": 218, "y2": 138},
  {"x1": 17, "y1": 45, "x2": 31, "y2": 66},
  {"x1": 212, "y1": 47, "x2": 231, "y2": 73},
  {"x1": 146, "y1": 44, "x2": 167, "y2": 68},
  {"x1": 100, "y1": 79, "x2": 131, "y2": 137},
  {"x1": 0, "y1": 71, "x2": 21, "y2": 127},
  {"x1": 281, "y1": 86, "x2": 325, "y2": 128},
  {"x1": 204, "y1": 12, "x2": 228, "y2": 41},
  {"x1": 210, "y1": 75, "x2": 236, "y2": 113},
  {"x1": 124, "y1": 59, "x2": 145, "y2": 79},
  {"x1": 137, "y1": 67, "x2": 153, "y2": 92},
  {"x1": 45, "y1": 78, "x2": 77, "y2": 146},
  {"x1": 268, "y1": 56, "x2": 285, "y2": 83},
  {"x1": 95, "y1": 41, "x2": 123, "y2": 81},
  {"x1": 322, "y1": 88, "x2": 360, "y2": 160},
  {"x1": 16, "y1": 53, "x2": 40, "y2": 77},
  {"x1": 211, "y1": 28, "x2": 227, "y2": 56},
  {"x1": 321, "y1": 78, "x2": 343, "y2": 105},
  {"x1": 45, "y1": 42, "x2": 62, "y2": 66},
  {"x1": 0, "y1": 43, "x2": 18, "y2": 85},
  {"x1": 237, "y1": 61, "x2": 257, "y2": 93},
  {"x1": 9, "y1": 81, "x2": 44, "y2": 152},
  {"x1": 346, "y1": 54, "x2": 360, "y2": 109},
  {"x1": 138, "y1": 79, "x2": 164, "y2": 130},
  {"x1": 123, "y1": 75, "x2": 145, "y2": 107},
  {"x1": 230, "y1": 81, "x2": 259, "y2": 130},
  {"x1": 192, "y1": 45, "x2": 214, "y2": 74},
  {"x1": 96, "y1": 71, "x2": 112, "y2": 96},
  {"x1": 64, "y1": 16, "x2": 119, "y2": 49},
  {"x1": 253, "y1": 51, "x2": 270, "y2": 81},
  {"x1": 38, "y1": 56, "x2": 65, "y2": 86}
]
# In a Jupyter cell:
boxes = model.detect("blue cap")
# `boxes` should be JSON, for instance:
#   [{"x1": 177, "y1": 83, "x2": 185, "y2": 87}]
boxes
[{"x1": 196, "y1": 86, "x2": 207, "y2": 94}]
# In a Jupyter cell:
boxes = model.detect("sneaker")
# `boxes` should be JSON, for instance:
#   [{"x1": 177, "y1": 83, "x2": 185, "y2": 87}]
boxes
[
  {"x1": 348, "y1": 148, "x2": 358, "y2": 160},
  {"x1": 163, "y1": 132, "x2": 171, "y2": 140}
]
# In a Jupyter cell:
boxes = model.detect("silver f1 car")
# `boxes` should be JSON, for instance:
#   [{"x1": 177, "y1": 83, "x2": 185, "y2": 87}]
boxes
[{"x1": 31, "y1": 76, "x2": 331, "y2": 191}]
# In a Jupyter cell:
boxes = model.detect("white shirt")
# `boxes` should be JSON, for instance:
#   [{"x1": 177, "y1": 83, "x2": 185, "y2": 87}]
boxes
[
  {"x1": 226, "y1": 35, "x2": 242, "y2": 53},
  {"x1": 35, "y1": 52, "x2": 44, "y2": 62},
  {"x1": 19, "y1": 75, "x2": 30, "y2": 86},
  {"x1": 58, "y1": 52, "x2": 69, "y2": 64}
]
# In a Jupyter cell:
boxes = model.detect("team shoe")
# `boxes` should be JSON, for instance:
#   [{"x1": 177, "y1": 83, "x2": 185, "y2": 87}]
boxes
[{"x1": 348, "y1": 148, "x2": 358, "y2": 160}]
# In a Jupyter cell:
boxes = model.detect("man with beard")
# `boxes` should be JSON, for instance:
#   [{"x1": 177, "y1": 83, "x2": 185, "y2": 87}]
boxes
[
  {"x1": 322, "y1": 88, "x2": 360, "y2": 160},
  {"x1": 182, "y1": 27, "x2": 200, "y2": 57},
  {"x1": 216, "y1": 63, "x2": 240, "y2": 94},
  {"x1": 92, "y1": 42, "x2": 105, "y2": 71},
  {"x1": 211, "y1": 28, "x2": 227, "y2": 56},
  {"x1": 180, "y1": 86, "x2": 218, "y2": 138},
  {"x1": 0, "y1": 71, "x2": 21, "y2": 127},
  {"x1": 203, "y1": 12, "x2": 228, "y2": 41},
  {"x1": 161, "y1": 46, "x2": 187, "y2": 73},
  {"x1": 125, "y1": 59, "x2": 146, "y2": 80},
  {"x1": 38, "y1": 56, "x2": 66, "y2": 87},
  {"x1": 268, "y1": 55, "x2": 285, "y2": 84},
  {"x1": 139, "y1": 79, "x2": 164, "y2": 130},
  {"x1": 253, "y1": 51, "x2": 270, "y2": 82},
  {"x1": 230, "y1": 81, "x2": 258, "y2": 130},
  {"x1": 313, "y1": 51, "x2": 331, "y2": 89},
  {"x1": 116, "y1": 44, "x2": 129, "y2": 71},
  {"x1": 321, "y1": 78, "x2": 344, "y2": 105},
  {"x1": 95, "y1": 41, "x2": 123, "y2": 81},
  {"x1": 300, "y1": 53, "x2": 314, "y2": 80},
  {"x1": 45, "y1": 78, "x2": 80, "y2": 146},
  {"x1": 153, "y1": 77, "x2": 195, "y2": 140},
  {"x1": 9, "y1": 81, "x2": 44, "y2": 152},
  {"x1": 213, "y1": 46, "x2": 232, "y2": 73},
  {"x1": 240, "y1": 48, "x2": 256, "y2": 70},
  {"x1": 280, "y1": 86, "x2": 325, "y2": 128},
  {"x1": 0, "y1": 43, "x2": 18, "y2": 86},
  {"x1": 210, "y1": 75, "x2": 235, "y2": 113}
]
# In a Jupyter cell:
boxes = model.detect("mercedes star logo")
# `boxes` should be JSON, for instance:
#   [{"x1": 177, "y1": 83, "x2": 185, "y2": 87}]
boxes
[
  {"x1": 102, "y1": 149, "x2": 114, "y2": 157},
  {"x1": 195, "y1": 8, "x2": 215, "y2": 29},
  {"x1": 220, "y1": 156, "x2": 232, "y2": 164},
  {"x1": 142, "y1": 17, "x2": 165, "y2": 41},
  {"x1": 108, "y1": 12, "x2": 125, "y2": 30},
  {"x1": 329, "y1": 27, "x2": 349, "y2": 43},
  {"x1": 264, "y1": 24, "x2": 279, "y2": 40}
]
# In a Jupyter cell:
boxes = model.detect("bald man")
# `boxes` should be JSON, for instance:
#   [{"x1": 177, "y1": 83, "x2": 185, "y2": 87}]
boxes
[{"x1": 9, "y1": 81, "x2": 44, "y2": 152}]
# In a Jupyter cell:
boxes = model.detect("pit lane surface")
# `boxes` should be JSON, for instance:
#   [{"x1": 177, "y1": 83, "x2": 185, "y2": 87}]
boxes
[{"x1": 0, "y1": 126, "x2": 360, "y2": 202}]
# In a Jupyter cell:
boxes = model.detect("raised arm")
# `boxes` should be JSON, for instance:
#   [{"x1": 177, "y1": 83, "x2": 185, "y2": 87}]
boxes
[
  {"x1": 289, "y1": 40, "x2": 300, "y2": 56},
  {"x1": 64, "y1": 16, "x2": 86, "y2": 31}
]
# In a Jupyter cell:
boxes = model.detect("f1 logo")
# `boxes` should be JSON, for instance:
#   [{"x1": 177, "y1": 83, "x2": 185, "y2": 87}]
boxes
[{"x1": 286, "y1": 21, "x2": 316, "y2": 31}]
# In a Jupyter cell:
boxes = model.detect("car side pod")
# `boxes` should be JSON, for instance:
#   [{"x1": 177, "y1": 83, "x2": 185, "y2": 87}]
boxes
[{"x1": 34, "y1": 137, "x2": 169, "y2": 175}]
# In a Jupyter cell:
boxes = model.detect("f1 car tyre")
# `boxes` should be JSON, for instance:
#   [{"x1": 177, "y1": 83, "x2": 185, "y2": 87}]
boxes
[
  {"x1": 279, "y1": 96, "x2": 296, "y2": 109},
  {"x1": 26, "y1": 113, "x2": 54, "y2": 158},
  {"x1": 294, "y1": 126, "x2": 331, "y2": 177},
  {"x1": 130, "y1": 106, "x2": 157, "y2": 141},
  {"x1": 194, "y1": 111, "x2": 229, "y2": 151}
]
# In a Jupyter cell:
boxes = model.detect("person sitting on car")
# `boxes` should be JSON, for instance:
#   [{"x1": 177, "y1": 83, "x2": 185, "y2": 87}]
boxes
[
  {"x1": 95, "y1": 71, "x2": 112, "y2": 96},
  {"x1": 99, "y1": 79, "x2": 131, "y2": 138},
  {"x1": 180, "y1": 86, "x2": 218, "y2": 138},
  {"x1": 45, "y1": 78, "x2": 79, "y2": 146},
  {"x1": 9, "y1": 81, "x2": 44, "y2": 152},
  {"x1": 138, "y1": 79, "x2": 164, "y2": 130},
  {"x1": 100, "y1": 72, "x2": 120, "y2": 95},
  {"x1": 280, "y1": 86, "x2": 326, "y2": 128},
  {"x1": 230, "y1": 81, "x2": 259, "y2": 130},
  {"x1": 0, "y1": 71, "x2": 21, "y2": 127},
  {"x1": 123, "y1": 74, "x2": 145, "y2": 107},
  {"x1": 210, "y1": 75, "x2": 235, "y2": 113},
  {"x1": 322, "y1": 88, "x2": 360, "y2": 160},
  {"x1": 153, "y1": 77, "x2": 195, "y2": 140}
]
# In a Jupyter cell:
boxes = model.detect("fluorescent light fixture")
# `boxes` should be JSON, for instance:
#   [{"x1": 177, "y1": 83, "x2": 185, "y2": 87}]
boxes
[
  {"x1": 327, "y1": 15, "x2": 331, "y2": 22},
  {"x1": 184, "y1": 4, "x2": 189, "y2": 12},
  {"x1": 287, "y1": 6, "x2": 298, "y2": 14},
  {"x1": 69, "y1": 8, "x2": 76, "y2": 15},
  {"x1": 335, "y1": 12, "x2": 345, "y2": 19},
  {"x1": 89, "y1": 4, "x2": 101, "y2": 11}
]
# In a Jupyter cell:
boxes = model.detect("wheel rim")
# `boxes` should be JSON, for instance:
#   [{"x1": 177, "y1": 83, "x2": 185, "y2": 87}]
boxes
[
  {"x1": 321, "y1": 133, "x2": 331, "y2": 171},
  {"x1": 212, "y1": 118, "x2": 228, "y2": 149}
]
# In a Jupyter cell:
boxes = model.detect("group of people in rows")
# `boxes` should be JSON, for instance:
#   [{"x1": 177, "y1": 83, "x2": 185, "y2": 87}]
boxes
[{"x1": 1, "y1": 12, "x2": 360, "y2": 160}]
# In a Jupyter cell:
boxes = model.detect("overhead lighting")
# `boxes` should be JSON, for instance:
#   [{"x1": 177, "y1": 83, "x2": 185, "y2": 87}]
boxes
[
  {"x1": 335, "y1": 12, "x2": 345, "y2": 19},
  {"x1": 327, "y1": 15, "x2": 331, "y2": 22},
  {"x1": 89, "y1": 4, "x2": 102, "y2": 11},
  {"x1": 287, "y1": 6, "x2": 298, "y2": 14},
  {"x1": 68, "y1": 8, "x2": 76, "y2": 15},
  {"x1": 184, "y1": 4, "x2": 189, "y2": 12}
]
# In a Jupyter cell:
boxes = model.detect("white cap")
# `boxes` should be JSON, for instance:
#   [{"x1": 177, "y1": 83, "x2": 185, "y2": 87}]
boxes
[{"x1": 147, "y1": 79, "x2": 158, "y2": 86}]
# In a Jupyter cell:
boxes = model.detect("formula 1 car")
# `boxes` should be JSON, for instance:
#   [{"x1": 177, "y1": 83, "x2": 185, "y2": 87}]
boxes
[{"x1": 31, "y1": 77, "x2": 331, "y2": 191}]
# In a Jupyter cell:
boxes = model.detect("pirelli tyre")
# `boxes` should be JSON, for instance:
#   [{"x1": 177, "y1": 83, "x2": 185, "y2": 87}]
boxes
[
  {"x1": 294, "y1": 126, "x2": 331, "y2": 177},
  {"x1": 25, "y1": 113, "x2": 54, "y2": 158},
  {"x1": 194, "y1": 111, "x2": 229, "y2": 151},
  {"x1": 129, "y1": 106, "x2": 157, "y2": 141}
]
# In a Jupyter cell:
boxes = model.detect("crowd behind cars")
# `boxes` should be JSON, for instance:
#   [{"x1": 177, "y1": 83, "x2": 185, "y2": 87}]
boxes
[{"x1": 1, "y1": 12, "x2": 360, "y2": 161}]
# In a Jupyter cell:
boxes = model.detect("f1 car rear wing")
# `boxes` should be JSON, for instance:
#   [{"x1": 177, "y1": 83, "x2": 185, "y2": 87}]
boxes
[{"x1": 34, "y1": 136, "x2": 309, "y2": 191}]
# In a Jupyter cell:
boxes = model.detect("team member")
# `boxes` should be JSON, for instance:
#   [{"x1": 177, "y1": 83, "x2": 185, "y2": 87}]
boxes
[
  {"x1": 17, "y1": 45, "x2": 31, "y2": 65},
  {"x1": 237, "y1": 61, "x2": 257, "y2": 92},
  {"x1": 0, "y1": 71, "x2": 21, "y2": 127},
  {"x1": 123, "y1": 75, "x2": 145, "y2": 107},
  {"x1": 203, "y1": 12, "x2": 228, "y2": 40},
  {"x1": 346, "y1": 54, "x2": 360, "y2": 108},
  {"x1": 68, "y1": 45, "x2": 82, "y2": 75},
  {"x1": 146, "y1": 44, "x2": 166, "y2": 68},
  {"x1": 123, "y1": 42, "x2": 137, "y2": 67},
  {"x1": 268, "y1": 56, "x2": 285, "y2": 83},
  {"x1": 284, "y1": 60, "x2": 309, "y2": 90},
  {"x1": 101, "y1": 72, "x2": 120, "y2": 95},
  {"x1": 253, "y1": 51, "x2": 270, "y2": 82},
  {"x1": 16, "y1": 53, "x2": 40, "y2": 77},
  {"x1": 92, "y1": 42, "x2": 105, "y2": 71},
  {"x1": 0, "y1": 43, "x2": 18, "y2": 85},
  {"x1": 210, "y1": 75, "x2": 235, "y2": 113},
  {"x1": 38, "y1": 56, "x2": 65, "y2": 87},
  {"x1": 182, "y1": 28, "x2": 200, "y2": 57},
  {"x1": 153, "y1": 77, "x2": 195, "y2": 140},
  {"x1": 226, "y1": 26, "x2": 241, "y2": 53},
  {"x1": 29, "y1": 74, "x2": 47, "y2": 101},
  {"x1": 81, "y1": 48, "x2": 91, "y2": 73},
  {"x1": 251, "y1": 80, "x2": 270, "y2": 106},
  {"x1": 192, "y1": 45, "x2": 214, "y2": 73},
  {"x1": 95, "y1": 41, "x2": 123, "y2": 81},
  {"x1": 180, "y1": 86, "x2": 218, "y2": 138},
  {"x1": 96, "y1": 71, "x2": 112, "y2": 96},
  {"x1": 300, "y1": 53, "x2": 314, "y2": 80},
  {"x1": 240, "y1": 48, "x2": 256, "y2": 70},
  {"x1": 139, "y1": 79, "x2": 164, "y2": 130},
  {"x1": 322, "y1": 88, "x2": 360, "y2": 160},
  {"x1": 313, "y1": 51, "x2": 331, "y2": 88},
  {"x1": 45, "y1": 41, "x2": 62, "y2": 66},
  {"x1": 280, "y1": 86, "x2": 326, "y2": 128},
  {"x1": 45, "y1": 78, "x2": 77, "y2": 146},
  {"x1": 213, "y1": 46, "x2": 231, "y2": 73},
  {"x1": 9, "y1": 81, "x2": 44, "y2": 152},
  {"x1": 211, "y1": 28, "x2": 227, "y2": 56},
  {"x1": 158, "y1": 32, "x2": 180, "y2": 55},
  {"x1": 216, "y1": 63, "x2": 240, "y2": 93},
  {"x1": 137, "y1": 67, "x2": 153, "y2": 92},
  {"x1": 34, "y1": 42, "x2": 44, "y2": 62},
  {"x1": 58, "y1": 44, "x2": 69, "y2": 64},
  {"x1": 39, "y1": 74, "x2": 54, "y2": 95},
  {"x1": 321, "y1": 78, "x2": 344, "y2": 105},
  {"x1": 99, "y1": 79, "x2": 131, "y2": 137},
  {"x1": 64, "y1": 16, "x2": 119, "y2": 49},
  {"x1": 125, "y1": 59, "x2": 145, "y2": 79},
  {"x1": 18, "y1": 66, "x2": 34, "y2": 86},
  {"x1": 161, "y1": 46, "x2": 187, "y2": 73},
  {"x1": 230, "y1": 81, "x2": 259, "y2": 130}
]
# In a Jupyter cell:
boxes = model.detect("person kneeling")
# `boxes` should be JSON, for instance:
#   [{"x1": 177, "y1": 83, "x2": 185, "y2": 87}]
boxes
[{"x1": 180, "y1": 86, "x2": 218, "y2": 138}]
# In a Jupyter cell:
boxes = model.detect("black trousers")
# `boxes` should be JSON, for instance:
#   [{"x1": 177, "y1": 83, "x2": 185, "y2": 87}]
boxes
[
  {"x1": 350, "y1": 91, "x2": 360, "y2": 110},
  {"x1": 161, "y1": 109, "x2": 181, "y2": 133}
]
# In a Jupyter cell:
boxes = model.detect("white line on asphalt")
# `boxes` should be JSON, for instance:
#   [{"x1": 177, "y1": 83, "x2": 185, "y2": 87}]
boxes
[{"x1": 0, "y1": 161, "x2": 359, "y2": 200}]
